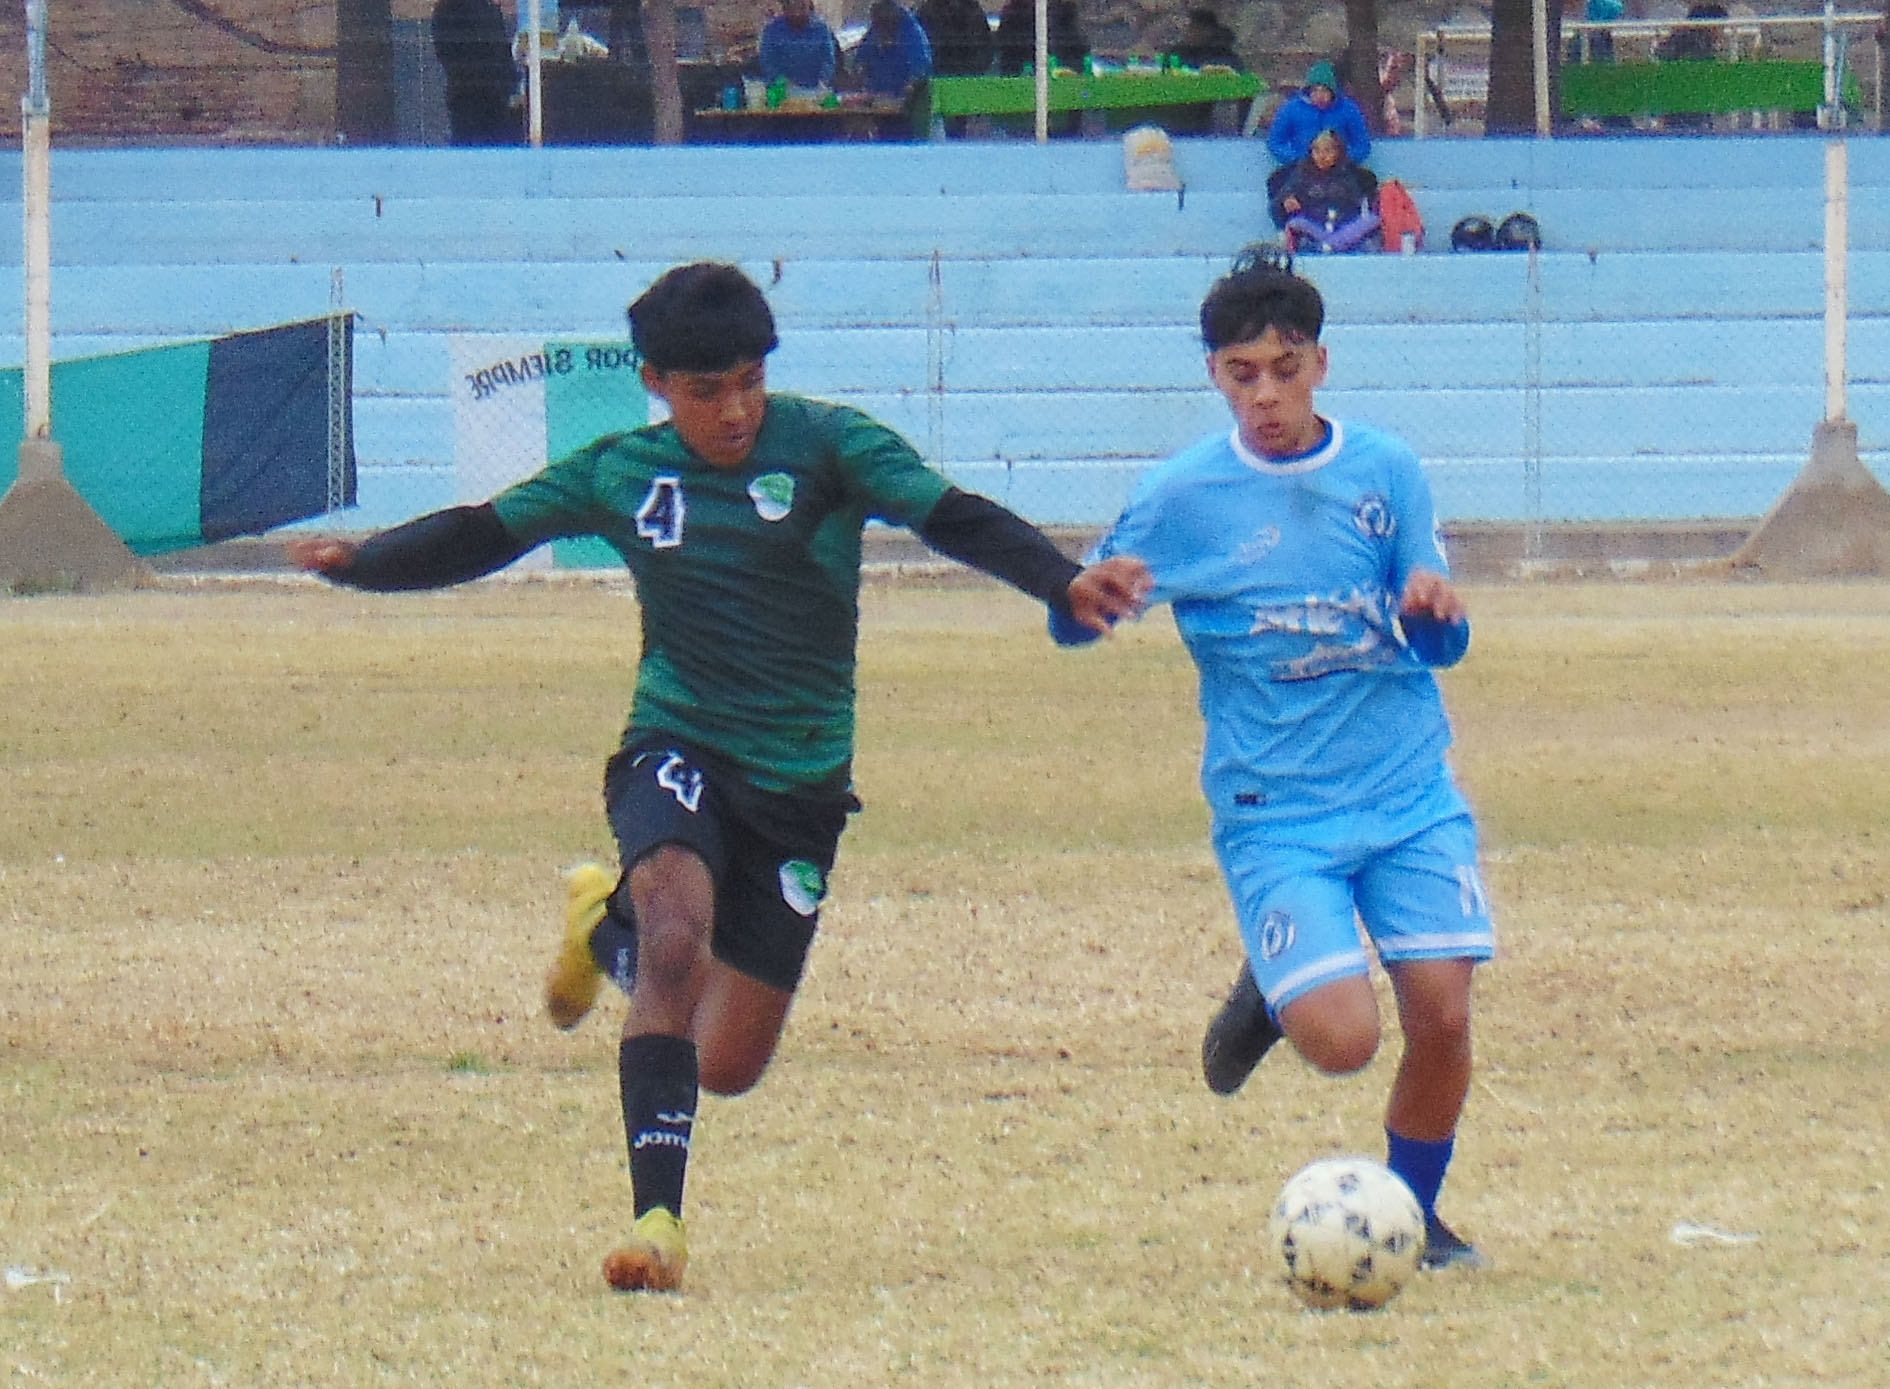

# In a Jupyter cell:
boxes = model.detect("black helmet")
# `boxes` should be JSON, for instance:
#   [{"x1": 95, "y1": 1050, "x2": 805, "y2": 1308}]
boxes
[
  {"x1": 1450, "y1": 215, "x2": 1495, "y2": 252},
  {"x1": 1494, "y1": 212, "x2": 1543, "y2": 251}
]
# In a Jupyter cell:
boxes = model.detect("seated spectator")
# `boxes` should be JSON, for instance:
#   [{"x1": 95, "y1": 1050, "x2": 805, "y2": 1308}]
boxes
[
  {"x1": 759, "y1": 0, "x2": 838, "y2": 91},
  {"x1": 918, "y1": 0, "x2": 995, "y2": 76},
  {"x1": 1265, "y1": 59, "x2": 1372, "y2": 203},
  {"x1": 994, "y1": 0, "x2": 1087, "y2": 74},
  {"x1": 1656, "y1": 1, "x2": 1726, "y2": 130},
  {"x1": 1173, "y1": 7, "x2": 1243, "y2": 70},
  {"x1": 1270, "y1": 129, "x2": 1381, "y2": 253},
  {"x1": 1657, "y1": 1, "x2": 1725, "y2": 62},
  {"x1": 853, "y1": 0, "x2": 934, "y2": 99}
]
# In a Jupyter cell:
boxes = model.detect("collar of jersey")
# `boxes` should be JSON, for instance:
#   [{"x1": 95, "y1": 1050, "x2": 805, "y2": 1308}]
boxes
[{"x1": 1229, "y1": 418, "x2": 1342, "y2": 476}]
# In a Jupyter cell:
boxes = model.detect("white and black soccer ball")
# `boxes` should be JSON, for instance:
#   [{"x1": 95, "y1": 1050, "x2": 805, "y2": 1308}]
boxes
[{"x1": 1268, "y1": 1156, "x2": 1426, "y2": 1311}]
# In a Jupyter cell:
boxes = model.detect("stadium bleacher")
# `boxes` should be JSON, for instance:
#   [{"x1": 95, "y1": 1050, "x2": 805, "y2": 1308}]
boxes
[{"x1": 0, "y1": 136, "x2": 1885, "y2": 530}]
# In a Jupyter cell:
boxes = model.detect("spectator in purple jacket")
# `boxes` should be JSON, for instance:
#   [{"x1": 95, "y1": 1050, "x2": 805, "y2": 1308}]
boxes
[{"x1": 1272, "y1": 129, "x2": 1381, "y2": 252}]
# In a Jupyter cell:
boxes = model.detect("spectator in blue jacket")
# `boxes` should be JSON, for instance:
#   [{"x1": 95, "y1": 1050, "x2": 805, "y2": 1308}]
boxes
[
  {"x1": 853, "y1": 0, "x2": 935, "y2": 98},
  {"x1": 1266, "y1": 59, "x2": 1372, "y2": 167},
  {"x1": 759, "y1": 0, "x2": 838, "y2": 90}
]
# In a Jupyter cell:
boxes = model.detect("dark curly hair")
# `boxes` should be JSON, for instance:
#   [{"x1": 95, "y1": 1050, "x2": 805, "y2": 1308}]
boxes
[
  {"x1": 628, "y1": 262, "x2": 780, "y2": 374},
  {"x1": 1199, "y1": 243, "x2": 1325, "y2": 352}
]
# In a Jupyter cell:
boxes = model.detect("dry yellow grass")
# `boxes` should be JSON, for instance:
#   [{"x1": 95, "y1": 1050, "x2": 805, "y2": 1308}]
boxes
[{"x1": 2, "y1": 579, "x2": 1886, "y2": 1385}]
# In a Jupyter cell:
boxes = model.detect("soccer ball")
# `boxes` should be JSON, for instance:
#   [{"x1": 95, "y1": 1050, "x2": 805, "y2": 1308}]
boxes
[{"x1": 1268, "y1": 1156, "x2": 1426, "y2": 1311}]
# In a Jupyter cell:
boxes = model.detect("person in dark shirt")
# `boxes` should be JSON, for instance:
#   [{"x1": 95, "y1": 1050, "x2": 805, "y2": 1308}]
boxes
[
  {"x1": 431, "y1": 0, "x2": 519, "y2": 145},
  {"x1": 994, "y1": 0, "x2": 1088, "y2": 74},
  {"x1": 1173, "y1": 7, "x2": 1242, "y2": 70},
  {"x1": 918, "y1": 0, "x2": 996, "y2": 76}
]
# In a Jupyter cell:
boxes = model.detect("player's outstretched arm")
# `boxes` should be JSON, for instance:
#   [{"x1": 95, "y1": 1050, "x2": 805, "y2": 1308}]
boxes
[
  {"x1": 916, "y1": 488, "x2": 1150, "y2": 637},
  {"x1": 1398, "y1": 567, "x2": 1470, "y2": 667},
  {"x1": 287, "y1": 504, "x2": 531, "y2": 592}
]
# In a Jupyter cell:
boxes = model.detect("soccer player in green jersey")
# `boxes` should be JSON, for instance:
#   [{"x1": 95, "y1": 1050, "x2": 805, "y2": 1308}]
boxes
[{"x1": 289, "y1": 261, "x2": 1143, "y2": 1293}]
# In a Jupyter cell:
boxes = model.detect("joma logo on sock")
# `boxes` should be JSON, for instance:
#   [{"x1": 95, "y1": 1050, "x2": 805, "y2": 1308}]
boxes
[{"x1": 633, "y1": 1131, "x2": 691, "y2": 1150}]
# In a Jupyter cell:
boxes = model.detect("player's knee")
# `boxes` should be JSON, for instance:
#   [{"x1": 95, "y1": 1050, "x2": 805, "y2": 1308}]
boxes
[
  {"x1": 637, "y1": 916, "x2": 710, "y2": 994},
  {"x1": 1295, "y1": 1025, "x2": 1380, "y2": 1076},
  {"x1": 699, "y1": 1050, "x2": 772, "y2": 1096},
  {"x1": 626, "y1": 851, "x2": 715, "y2": 992},
  {"x1": 1281, "y1": 980, "x2": 1380, "y2": 1074},
  {"x1": 1413, "y1": 994, "x2": 1473, "y2": 1049},
  {"x1": 1395, "y1": 966, "x2": 1476, "y2": 1051}
]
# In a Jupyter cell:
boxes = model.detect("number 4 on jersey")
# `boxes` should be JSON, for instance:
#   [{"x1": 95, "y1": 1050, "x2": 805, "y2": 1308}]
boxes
[{"x1": 636, "y1": 476, "x2": 686, "y2": 549}]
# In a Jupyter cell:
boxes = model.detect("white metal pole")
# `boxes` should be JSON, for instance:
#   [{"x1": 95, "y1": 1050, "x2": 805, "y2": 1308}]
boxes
[
  {"x1": 1823, "y1": 138, "x2": 1848, "y2": 422},
  {"x1": 1818, "y1": 0, "x2": 1842, "y2": 129},
  {"x1": 1532, "y1": 0, "x2": 1553, "y2": 136},
  {"x1": 527, "y1": 0, "x2": 544, "y2": 147},
  {"x1": 1413, "y1": 33, "x2": 1431, "y2": 139},
  {"x1": 21, "y1": 0, "x2": 52, "y2": 441},
  {"x1": 1033, "y1": 0, "x2": 1049, "y2": 143}
]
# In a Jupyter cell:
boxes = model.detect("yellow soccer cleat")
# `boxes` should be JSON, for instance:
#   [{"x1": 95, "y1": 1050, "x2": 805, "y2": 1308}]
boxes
[
  {"x1": 545, "y1": 862, "x2": 615, "y2": 1031},
  {"x1": 602, "y1": 1207, "x2": 688, "y2": 1293}
]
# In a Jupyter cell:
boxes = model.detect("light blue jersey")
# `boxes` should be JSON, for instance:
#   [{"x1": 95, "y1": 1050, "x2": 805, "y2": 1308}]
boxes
[
  {"x1": 1088, "y1": 418, "x2": 1469, "y2": 843},
  {"x1": 1063, "y1": 417, "x2": 1494, "y2": 1005}
]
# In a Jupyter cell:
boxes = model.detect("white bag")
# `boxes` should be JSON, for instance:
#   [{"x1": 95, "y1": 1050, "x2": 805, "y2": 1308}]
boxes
[{"x1": 1122, "y1": 125, "x2": 1181, "y2": 193}]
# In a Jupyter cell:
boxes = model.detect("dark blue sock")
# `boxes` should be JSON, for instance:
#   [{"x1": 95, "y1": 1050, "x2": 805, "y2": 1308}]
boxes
[{"x1": 1386, "y1": 1128, "x2": 1454, "y2": 1220}]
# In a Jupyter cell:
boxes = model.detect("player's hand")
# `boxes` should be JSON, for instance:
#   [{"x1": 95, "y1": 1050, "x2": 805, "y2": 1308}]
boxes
[
  {"x1": 1399, "y1": 568, "x2": 1465, "y2": 624},
  {"x1": 1282, "y1": 195, "x2": 1302, "y2": 214},
  {"x1": 286, "y1": 536, "x2": 359, "y2": 574},
  {"x1": 1066, "y1": 556, "x2": 1152, "y2": 634}
]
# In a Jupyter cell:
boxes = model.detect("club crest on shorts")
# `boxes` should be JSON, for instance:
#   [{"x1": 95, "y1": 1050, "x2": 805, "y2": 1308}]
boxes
[
  {"x1": 778, "y1": 859, "x2": 825, "y2": 916},
  {"x1": 748, "y1": 472, "x2": 795, "y2": 522},
  {"x1": 1258, "y1": 909, "x2": 1296, "y2": 961}
]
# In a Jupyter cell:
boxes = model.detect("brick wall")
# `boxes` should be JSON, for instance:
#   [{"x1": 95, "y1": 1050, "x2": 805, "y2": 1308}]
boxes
[{"x1": 0, "y1": 0, "x2": 340, "y2": 146}]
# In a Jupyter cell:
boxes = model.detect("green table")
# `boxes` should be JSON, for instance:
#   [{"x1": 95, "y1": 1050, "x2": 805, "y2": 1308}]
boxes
[
  {"x1": 1561, "y1": 59, "x2": 1860, "y2": 119},
  {"x1": 925, "y1": 70, "x2": 1265, "y2": 137}
]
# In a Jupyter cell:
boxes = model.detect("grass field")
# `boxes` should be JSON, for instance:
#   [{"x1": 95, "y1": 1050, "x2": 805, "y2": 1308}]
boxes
[{"x1": 2, "y1": 579, "x2": 1887, "y2": 1386}]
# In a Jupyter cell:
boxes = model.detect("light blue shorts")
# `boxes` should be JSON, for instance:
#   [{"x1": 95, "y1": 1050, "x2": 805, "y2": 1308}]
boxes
[{"x1": 1216, "y1": 813, "x2": 1496, "y2": 1013}]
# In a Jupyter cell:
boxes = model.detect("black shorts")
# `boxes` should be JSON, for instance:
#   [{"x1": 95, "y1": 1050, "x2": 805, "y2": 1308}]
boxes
[{"x1": 603, "y1": 732, "x2": 858, "y2": 992}]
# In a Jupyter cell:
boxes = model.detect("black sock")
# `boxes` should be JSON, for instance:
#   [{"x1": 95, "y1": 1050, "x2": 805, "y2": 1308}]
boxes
[
  {"x1": 589, "y1": 897, "x2": 638, "y2": 991},
  {"x1": 620, "y1": 1033, "x2": 698, "y2": 1218}
]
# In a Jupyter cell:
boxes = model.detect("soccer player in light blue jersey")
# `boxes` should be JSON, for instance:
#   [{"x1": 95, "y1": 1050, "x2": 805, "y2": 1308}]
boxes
[{"x1": 1054, "y1": 246, "x2": 1495, "y2": 1271}]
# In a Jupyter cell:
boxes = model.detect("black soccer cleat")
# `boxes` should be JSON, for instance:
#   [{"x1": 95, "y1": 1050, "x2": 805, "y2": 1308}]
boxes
[
  {"x1": 1420, "y1": 1216, "x2": 1489, "y2": 1272},
  {"x1": 1200, "y1": 966, "x2": 1282, "y2": 1096}
]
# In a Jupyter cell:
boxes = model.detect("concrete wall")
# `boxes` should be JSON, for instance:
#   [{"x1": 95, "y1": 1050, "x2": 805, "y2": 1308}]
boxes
[{"x1": 0, "y1": 134, "x2": 1885, "y2": 530}]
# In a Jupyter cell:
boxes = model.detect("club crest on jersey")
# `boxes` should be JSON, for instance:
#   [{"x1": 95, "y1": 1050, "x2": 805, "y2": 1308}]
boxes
[
  {"x1": 1353, "y1": 493, "x2": 1395, "y2": 540},
  {"x1": 748, "y1": 472, "x2": 795, "y2": 522},
  {"x1": 779, "y1": 859, "x2": 825, "y2": 917},
  {"x1": 1258, "y1": 909, "x2": 1296, "y2": 961}
]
